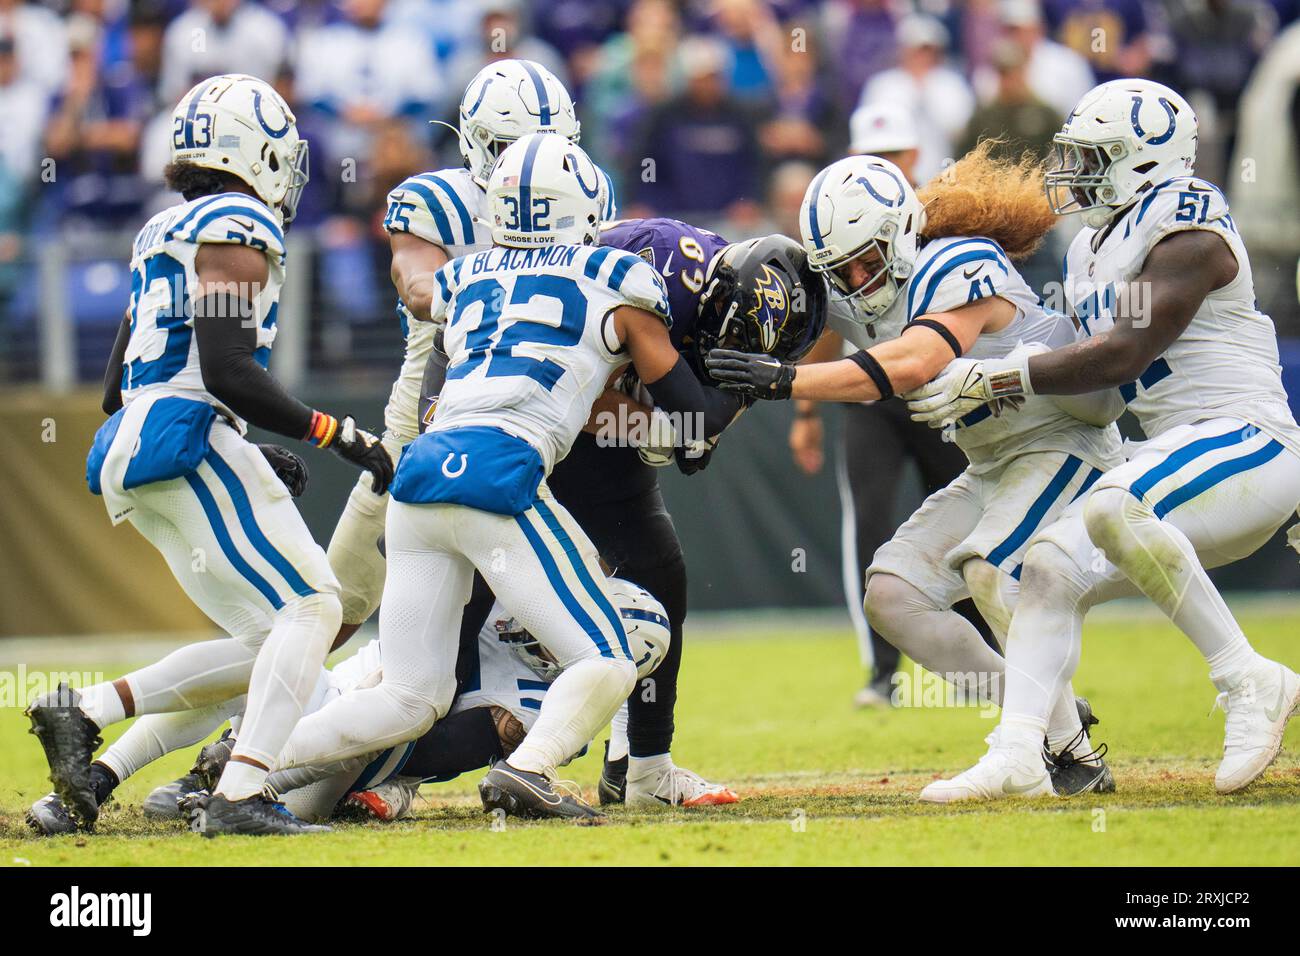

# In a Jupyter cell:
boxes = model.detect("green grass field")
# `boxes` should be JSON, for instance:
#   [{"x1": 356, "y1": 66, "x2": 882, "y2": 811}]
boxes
[{"x1": 2, "y1": 604, "x2": 1299, "y2": 866}]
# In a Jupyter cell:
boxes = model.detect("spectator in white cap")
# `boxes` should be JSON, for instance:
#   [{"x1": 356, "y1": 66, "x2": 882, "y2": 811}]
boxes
[
  {"x1": 974, "y1": 0, "x2": 1094, "y2": 118},
  {"x1": 848, "y1": 100, "x2": 921, "y2": 183},
  {"x1": 855, "y1": 13, "x2": 974, "y2": 181}
]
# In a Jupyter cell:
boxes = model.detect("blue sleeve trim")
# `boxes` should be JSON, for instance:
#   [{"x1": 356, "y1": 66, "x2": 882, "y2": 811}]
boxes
[
  {"x1": 906, "y1": 238, "x2": 1007, "y2": 317},
  {"x1": 416, "y1": 174, "x2": 476, "y2": 246},
  {"x1": 399, "y1": 179, "x2": 456, "y2": 246},
  {"x1": 910, "y1": 247, "x2": 1008, "y2": 320}
]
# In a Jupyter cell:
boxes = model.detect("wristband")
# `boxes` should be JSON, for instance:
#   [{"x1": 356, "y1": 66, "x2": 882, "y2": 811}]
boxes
[{"x1": 305, "y1": 410, "x2": 339, "y2": 448}]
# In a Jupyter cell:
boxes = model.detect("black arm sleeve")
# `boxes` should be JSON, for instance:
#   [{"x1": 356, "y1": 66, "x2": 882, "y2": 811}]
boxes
[
  {"x1": 192, "y1": 292, "x2": 314, "y2": 441},
  {"x1": 644, "y1": 356, "x2": 743, "y2": 438},
  {"x1": 102, "y1": 312, "x2": 131, "y2": 415}
]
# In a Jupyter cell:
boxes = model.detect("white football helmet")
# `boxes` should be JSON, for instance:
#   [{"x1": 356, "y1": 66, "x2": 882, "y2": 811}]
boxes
[
  {"x1": 1046, "y1": 78, "x2": 1197, "y2": 228},
  {"x1": 800, "y1": 155, "x2": 925, "y2": 322},
  {"x1": 459, "y1": 59, "x2": 581, "y2": 186},
  {"x1": 488, "y1": 133, "x2": 605, "y2": 247},
  {"x1": 495, "y1": 577, "x2": 670, "y2": 682},
  {"x1": 606, "y1": 578, "x2": 671, "y2": 680},
  {"x1": 169, "y1": 74, "x2": 309, "y2": 223}
]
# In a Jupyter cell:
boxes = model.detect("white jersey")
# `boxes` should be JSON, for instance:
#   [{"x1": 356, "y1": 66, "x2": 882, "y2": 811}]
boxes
[
  {"x1": 384, "y1": 164, "x2": 619, "y2": 335},
  {"x1": 842, "y1": 235, "x2": 1121, "y2": 473},
  {"x1": 1064, "y1": 175, "x2": 1300, "y2": 457},
  {"x1": 120, "y1": 192, "x2": 286, "y2": 427},
  {"x1": 426, "y1": 243, "x2": 672, "y2": 473},
  {"x1": 385, "y1": 167, "x2": 492, "y2": 334}
]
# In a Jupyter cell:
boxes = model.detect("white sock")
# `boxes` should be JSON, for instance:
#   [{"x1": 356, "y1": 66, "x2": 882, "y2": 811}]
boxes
[
  {"x1": 607, "y1": 702, "x2": 630, "y2": 763},
  {"x1": 628, "y1": 752, "x2": 671, "y2": 780},
  {"x1": 1045, "y1": 683, "x2": 1084, "y2": 754},
  {"x1": 77, "y1": 681, "x2": 127, "y2": 729},
  {"x1": 1002, "y1": 541, "x2": 1091, "y2": 734},
  {"x1": 1206, "y1": 634, "x2": 1264, "y2": 690},
  {"x1": 510, "y1": 658, "x2": 636, "y2": 775},
  {"x1": 1000, "y1": 715, "x2": 1046, "y2": 761},
  {"x1": 216, "y1": 593, "x2": 339, "y2": 801},
  {"x1": 97, "y1": 696, "x2": 244, "y2": 782}
]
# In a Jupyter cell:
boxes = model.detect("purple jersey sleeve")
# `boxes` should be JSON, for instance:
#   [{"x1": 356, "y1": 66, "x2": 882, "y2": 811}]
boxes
[{"x1": 601, "y1": 218, "x2": 729, "y2": 350}]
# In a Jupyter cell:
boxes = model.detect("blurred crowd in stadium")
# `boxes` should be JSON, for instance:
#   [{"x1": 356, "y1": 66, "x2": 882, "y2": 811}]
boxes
[{"x1": 3, "y1": 0, "x2": 1300, "y2": 382}]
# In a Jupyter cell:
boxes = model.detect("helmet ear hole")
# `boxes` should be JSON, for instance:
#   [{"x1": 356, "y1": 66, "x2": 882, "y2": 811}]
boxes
[{"x1": 268, "y1": 153, "x2": 279, "y2": 173}]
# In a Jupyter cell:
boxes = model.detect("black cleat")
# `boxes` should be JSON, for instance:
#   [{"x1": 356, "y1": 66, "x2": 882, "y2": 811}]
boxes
[
  {"x1": 190, "y1": 792, "x2": 331, "y2": 837},
  {"x1": 479, "y1": 761, "x2": 603, "y2": 820},
  {"x1": 190, "y1": 729, "x2": 236, "y2": 793},
  {"x1": 26, "y1": 683, "x2": 103, "y2": 829},
  {"x1": 143, "y1": 771, "x2": 206, "y2": 821},
  {"x1": 1049, "y1": 744, "x2": 1116, "y2": 796},
  {"x1": 1076, "y1": 696, "x2": 1100, "y2": 732},
  {"x1": 597, "y1": 740, "x2": 627, "y2": 806},
  {"x1": 27, "y1": 792, "x2": 78, "y2": 836}
]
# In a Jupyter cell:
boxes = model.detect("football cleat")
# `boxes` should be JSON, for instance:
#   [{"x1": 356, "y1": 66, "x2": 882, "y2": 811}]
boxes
[
  {"x1": 1213, "y1": 660, "x2": 1300, "y2": 793},
  {"x1": 27, "y1": 792, "x2": 78, "y2": 836},
  {"x1": 920, "y1": 733, "x2": 1055, "y2": 804},
  {"x1": 1075, "y1": 695, "x2": 1100, "y2": 732},
  {"x1": 625, "y1": 760, "x2": 740, "y2": 808},
  {"x1": 853, "y1": 671, "x2": 896, "y2": 709},
  {"x1": 143, "y1": 771, "x2": 206, "y2": 822},
  {"x1": 190, "y1": 729, "x2": 236, "y2": 794},
  {"x1": 597, "y1": 740, "x2": 628, "y2": 806},
  {"x1": 478, "y1": 761, "x2": 602, "y2": 820},
  {"x1": 341, "y1": 777, "x2": 420, "y2": 822},
  {"x1": 1047, "y1": 738, "x2": 1115, "y2": 796},
  {"x1": 25, "y1": 683, "x2": 102, "y2": 829},
  {"x1": 190, "y1": 792, "x2": 331, "y2": 837}
]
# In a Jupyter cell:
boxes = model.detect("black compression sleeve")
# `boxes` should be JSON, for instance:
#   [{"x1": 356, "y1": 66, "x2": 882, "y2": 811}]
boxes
[
  {"x1": 192, "y1": 292, "x2": 314, "y2": 440},
  {"x1": 847, "y1": 349, "x2": 895, "y2": 400},
  {"x1": 644, "y1": 356, "x2": 743, "y2": 437},
  {"x1": 400, "y1": 706, "x2": 504, "y2": 782},
  {"x1": 907, "y1": 318, "x2": 963, "y2": 358},
  {"x1": 102, "y1": 312, "x2": 131, "y2": 414}
]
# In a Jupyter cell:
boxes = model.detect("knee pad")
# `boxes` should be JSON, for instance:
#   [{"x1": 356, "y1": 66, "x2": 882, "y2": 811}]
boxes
[
  {"x1": 960, "y1": 558, "x2": 1015, "y2": 642},
  {"x1": 327, "y1": 494, "x2": 390, "y2": 627},
  {"x1": 1082, "y1": 485, "x2": 1141, "y2": 557},
  {"x1": 1017, "y1": 539, "x2": 1092, "y2": 606},
  {"x1": 863, "y1": 572, "x2": 928, "y2": 640},
  {"x1": 279, "y1": 590, "x2": 344, "y2": 652}
]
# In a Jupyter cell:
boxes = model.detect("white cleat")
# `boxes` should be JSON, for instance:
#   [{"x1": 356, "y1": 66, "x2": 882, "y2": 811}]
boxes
[
  {"x1": 920, "y1": 744, "x2": 1055, "y2": 804},
  {"x1": 1213, "y1": 661, "x2": 1300, "y2": 794},
  {"x1": 626, "y1": 761, "x2": 740, "y2": 808},
  {"x1": 342, "y1": 776, "x2": 420, "y2": 821}
]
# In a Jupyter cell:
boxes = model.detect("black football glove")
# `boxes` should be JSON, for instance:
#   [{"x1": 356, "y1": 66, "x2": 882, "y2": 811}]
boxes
[
  {"x1": 675, "y1": 444, "x2": 714, "y2": 476},
  {"x1": 705, "y1": 349, "x2": 795, "y2": 401},
  {"x1": 258, "y1": 443, "x2": 310, "y2": 497},
  {"x1": 327, "y1": 416, "x2": 394, "y2": 495}
]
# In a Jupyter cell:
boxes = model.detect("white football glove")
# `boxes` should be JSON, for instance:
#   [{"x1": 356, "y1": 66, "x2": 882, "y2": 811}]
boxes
[{"x1": 904, "y1": 354, "x2": 1034, "y2": 428}]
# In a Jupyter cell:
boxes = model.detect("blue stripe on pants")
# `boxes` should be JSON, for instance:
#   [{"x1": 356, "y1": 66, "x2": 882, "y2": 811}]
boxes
[
  {"x1": 1129, "y1": 424, "x2": 1255, "y2": 502},
  {"x1": 986, "y1": 455, "x2": 1084, "y2": 569},
  {"x1": 533, "y1": 499, "x2": 631, "y2": 658},
  {"x1": 514, "y1": 509, "x2": 615, "y2": 657},
  {"x1": 1151, "y1": 439, "x2": 1285, "y2": 518},
  {"x1": 184, "y1": 471, "x2": 284, "y2": 609},
  {"x1": 204, "y1": 450, "x2": 316, "y2": 599}
]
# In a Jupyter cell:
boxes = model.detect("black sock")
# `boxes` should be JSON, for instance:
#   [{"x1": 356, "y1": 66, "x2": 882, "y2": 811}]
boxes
[{"x1": 89, "y1": 762, "x2": 119, "y2": 806}]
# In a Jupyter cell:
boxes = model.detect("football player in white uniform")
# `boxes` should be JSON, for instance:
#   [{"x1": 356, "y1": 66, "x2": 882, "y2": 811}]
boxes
[
  {"x1": 25, "y1": 75, "x2": 394, "y2": 836},
  {"x1": 28, "y1": 579, "x2": 671, "y2": 833},
  {"x1": 706, "y1": 146, "x2": 1126, "y2": 792},
  {"x1": 326, "y1": 58, "x2": 613, "y2": 647},
  {"x1": 908, "y1": 79, "x2": 1300, "y2": 800},
  {"x1": 264, "y1": 133, "x2": 739, "y2": 819}
]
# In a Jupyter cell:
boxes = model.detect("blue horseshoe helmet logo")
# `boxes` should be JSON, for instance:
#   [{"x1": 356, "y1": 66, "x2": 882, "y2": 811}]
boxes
[
  {"x1": 1130, "y1": 95, "x2": 1176, "y2": 146},
  {"x1": 856, "y1": 164, "x2": 906, "y2": 208},
  {"x1": 567, "y1": 153, "x2": 602, "y2": 200},
  {"x1": 253, "y1": 90, "x2": 292, "y2": 140}
]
